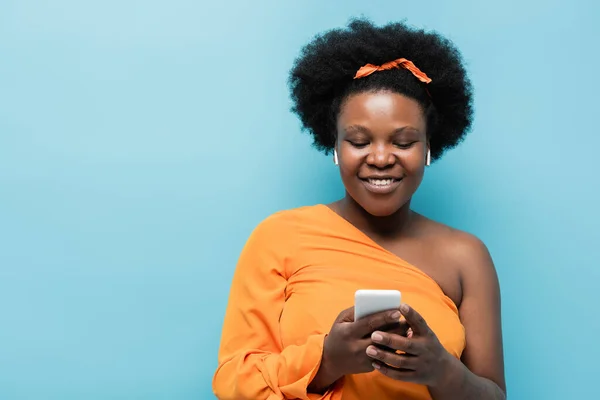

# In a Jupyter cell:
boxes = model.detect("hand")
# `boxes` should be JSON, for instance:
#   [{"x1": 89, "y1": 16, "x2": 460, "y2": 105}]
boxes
[
  {"x1": 366, "y1": 304, "x2": 453, "y2": 387},
  {"x1": 308, "y1": 306, "x2": 402, "y2": 392}
]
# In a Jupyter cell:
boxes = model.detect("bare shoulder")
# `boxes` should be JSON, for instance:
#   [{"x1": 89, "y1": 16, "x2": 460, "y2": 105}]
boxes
[
  {"x1": 413, "y1": 214, "x2": 506, "y2": 392},
  {"x1": 412, "y1": 213, "x2": 497, "y2": 280}
]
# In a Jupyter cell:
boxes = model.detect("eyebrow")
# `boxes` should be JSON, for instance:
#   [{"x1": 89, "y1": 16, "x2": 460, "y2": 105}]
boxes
[{"x1": 344, "y1": 124, "x2": 421, "y2": 135}]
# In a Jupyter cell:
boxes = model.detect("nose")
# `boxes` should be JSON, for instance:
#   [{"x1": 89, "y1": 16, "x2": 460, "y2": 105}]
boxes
[{"x1": 366, "y1": 143, "x2": 395, "y2": 168}]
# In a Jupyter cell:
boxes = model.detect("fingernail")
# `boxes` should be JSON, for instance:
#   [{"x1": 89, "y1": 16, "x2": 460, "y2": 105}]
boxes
[
  {"x1": 401, "y1": 304, "x2": 409, "y2": 313},
  {"x1": 366, "y1": 347, "x2": 378, "y2": 356},
  {"x1": 372, "y1": 332, "x2": 383, "y2": 342},
  {"x1": 390, "y1": 311, "x2": 401, "y2": 319},
  {"x1": 372, "y1": 362, "x2": 380, "y2": 370}
]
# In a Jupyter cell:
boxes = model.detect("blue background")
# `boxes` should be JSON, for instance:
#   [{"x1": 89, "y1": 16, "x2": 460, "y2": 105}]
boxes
[{"x1": 1, "y1": 0, "x2": 598, "y2": 398}]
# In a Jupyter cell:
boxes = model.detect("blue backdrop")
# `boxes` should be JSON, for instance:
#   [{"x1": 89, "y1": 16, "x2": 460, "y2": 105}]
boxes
[{"x1": 1, "y1": 0, "x2": 598, "y2": 399}]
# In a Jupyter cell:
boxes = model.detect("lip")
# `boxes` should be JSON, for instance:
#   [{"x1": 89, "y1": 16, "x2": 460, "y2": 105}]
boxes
[
  {"x1": 360, "y1": 176, "x2": 401, "y2": 180},
  {"x1": 360, "y1": 178, "x2": 403, "y2": 194}
]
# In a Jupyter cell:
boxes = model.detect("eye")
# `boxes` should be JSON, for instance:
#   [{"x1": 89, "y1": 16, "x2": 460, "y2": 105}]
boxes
[
  {"x1": 394, "y1": 142, "x2": 417, "y2": 149},
  {"x1": 346, "y1": 140, "x2": 369, "y2": 148}
]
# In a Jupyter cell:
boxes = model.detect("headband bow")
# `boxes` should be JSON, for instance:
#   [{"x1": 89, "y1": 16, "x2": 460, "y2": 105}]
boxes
[{"x1": 354, "y1": 58, "x2": 432, "y2": 84}]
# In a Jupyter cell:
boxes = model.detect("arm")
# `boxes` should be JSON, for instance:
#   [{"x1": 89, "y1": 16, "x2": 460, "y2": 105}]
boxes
[
  {"x1": 212, "y1": 213, "x2": 342, "y2": 400},
  {"x1": 428, "y1": 234, "x2": 506, "y2": 400},
  {"x1": 308, "y1": 341, "x2": 343, "y2": 394}
]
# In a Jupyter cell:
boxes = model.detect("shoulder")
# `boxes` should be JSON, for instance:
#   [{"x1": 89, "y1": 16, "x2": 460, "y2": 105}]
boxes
[
  {"x1": 414, "y1": 214, "x2": 497, "y2": 283},
  {"x1": 239, "y1": 205, "x2": 324, "y2": 276},
  {"x1": 246, "y1": 204, "x2": 324, "y2": 245},
  {"x1": 252, "y1": 205, "x2": 320, "y2": 231}
]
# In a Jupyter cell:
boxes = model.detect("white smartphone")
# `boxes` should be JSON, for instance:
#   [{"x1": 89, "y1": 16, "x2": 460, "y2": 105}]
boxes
[{"x1": 354, "y1": 289, "x2": 402, "y2": 321}]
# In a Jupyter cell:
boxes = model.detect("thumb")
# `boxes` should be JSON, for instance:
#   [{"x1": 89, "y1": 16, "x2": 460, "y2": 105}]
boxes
[
  {"x1": 336, "y1": 306, "x2": 355, "y2": 323},
  {"x1": 400, "y1": 304, "x2": 429, "y2": 337}
]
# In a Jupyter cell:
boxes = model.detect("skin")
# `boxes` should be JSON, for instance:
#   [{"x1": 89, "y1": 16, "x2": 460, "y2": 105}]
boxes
[{"x1": 308, "y1": 91, "x2": 506, "y2": 399}]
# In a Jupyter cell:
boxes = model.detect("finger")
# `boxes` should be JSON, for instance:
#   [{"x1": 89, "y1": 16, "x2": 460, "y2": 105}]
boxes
[
  {"x1": 372, "y1": 361, "x2": 421, "y2": 383},
  {"x1": 383, "y1": 320, "x2": 411, "y2": 337},
  {"x1": 366, "y1": 345, "x2": 418, "y2": 370},
  {"x1": 371, "y1": 331, "x2": 422, "y2": 355},
  {"x1": 353, "y1": 309, "x2": 401, "y2": 338},
  {"x1": 400, "y1": 304, "x2": 430, "y2": 337},
  {"x1": 336, "y1": 306, "x2": 355, "y2": 323}
]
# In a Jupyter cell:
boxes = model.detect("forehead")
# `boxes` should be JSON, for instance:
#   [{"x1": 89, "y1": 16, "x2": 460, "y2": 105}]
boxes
[{"x1": 337, "y1": 91, "x2": 426, "y2": 133}]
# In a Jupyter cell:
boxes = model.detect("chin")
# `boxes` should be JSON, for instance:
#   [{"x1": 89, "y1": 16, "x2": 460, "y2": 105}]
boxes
[{"x1": 358, "y1": 199, "x2": 403, "y2": 218}]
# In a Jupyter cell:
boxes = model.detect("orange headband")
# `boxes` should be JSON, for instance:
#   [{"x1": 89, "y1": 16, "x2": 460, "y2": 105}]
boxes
[{"x1": 353, "y1": 58, "x2": 432, "y2": 84}]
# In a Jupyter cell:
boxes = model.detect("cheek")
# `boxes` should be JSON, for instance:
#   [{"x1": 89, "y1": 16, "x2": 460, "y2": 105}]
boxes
[
  {"x1": 399, "y1": 150, "x2": 426, "y2": 174},
  {"x1": 337, "y1": 150, "x2": 363, "y2": 175},
  {"x1": 339, "y1": 164, "x2": 358, "y2": 185}
]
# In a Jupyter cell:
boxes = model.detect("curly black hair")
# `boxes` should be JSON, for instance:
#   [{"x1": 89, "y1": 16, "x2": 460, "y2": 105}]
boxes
[{"x1": 288, "y1": 18, "x2": 474, "y2": 162}]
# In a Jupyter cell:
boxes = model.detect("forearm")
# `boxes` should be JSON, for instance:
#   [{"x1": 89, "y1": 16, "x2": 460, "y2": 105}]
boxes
[
  {"x1": 215, "y1": 334, "x2": 332, "y2": 399},
  {"x1": 307, "y1": 350, "x2": 343, "y2": 394},
  {"x1": 428, "y1": 355, "x2": 506, "y2": 400}
]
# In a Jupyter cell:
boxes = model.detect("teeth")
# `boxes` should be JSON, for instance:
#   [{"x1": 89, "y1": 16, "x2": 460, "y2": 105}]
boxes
[{"x1": 368, "y1": 179, "x2": 393, "y2": 186}]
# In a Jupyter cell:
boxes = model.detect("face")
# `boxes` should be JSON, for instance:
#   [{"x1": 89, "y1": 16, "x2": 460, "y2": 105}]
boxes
[{"x1": 335, "y1": 90, "x2": 428, "y2": 217}]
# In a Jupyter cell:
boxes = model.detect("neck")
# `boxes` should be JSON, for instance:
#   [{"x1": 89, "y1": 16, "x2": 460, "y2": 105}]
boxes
[{"x1": 337, "y1": 194, "x2": 414, "y2": 239}]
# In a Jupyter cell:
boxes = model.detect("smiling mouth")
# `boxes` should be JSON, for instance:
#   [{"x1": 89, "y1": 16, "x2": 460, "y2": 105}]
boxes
[
  {"x1": 359, "y1": 177, "x2": 403, "y2": 193},
  {"x1": 361, "y1": 178, "x2": 401, "y2": 186}
]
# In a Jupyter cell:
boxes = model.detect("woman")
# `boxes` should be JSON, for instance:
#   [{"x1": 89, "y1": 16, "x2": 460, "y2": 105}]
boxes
[{"x1": 213, "y1": 18, "x2": 505, "y2": 400}]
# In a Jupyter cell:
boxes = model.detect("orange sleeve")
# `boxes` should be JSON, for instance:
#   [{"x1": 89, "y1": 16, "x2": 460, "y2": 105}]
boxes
[{"x1": 212, "y1": 212, "x2": 343, "y2": 400}]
